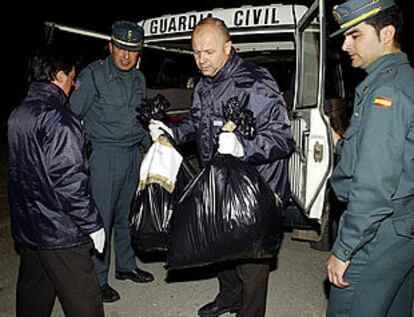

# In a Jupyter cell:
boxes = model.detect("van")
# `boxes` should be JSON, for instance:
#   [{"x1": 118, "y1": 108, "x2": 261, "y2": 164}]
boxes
[{"x1": 45, "y1": 0, "x2": 352, "y2": 250}]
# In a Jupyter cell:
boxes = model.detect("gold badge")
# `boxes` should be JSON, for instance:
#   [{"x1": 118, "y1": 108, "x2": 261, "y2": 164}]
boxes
[
  {"x1": 333, "y1": 9, "x2": 342, "y2": 24},
  {"x1": 127, "y1": 30, "x2": 133, "y2": 42}
]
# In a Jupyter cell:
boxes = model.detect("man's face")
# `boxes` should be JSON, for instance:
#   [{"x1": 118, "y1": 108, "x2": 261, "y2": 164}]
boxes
[
  {"x1": 109, "y1": 42, "x2": 140, "y2": 71},
  {"x1": 61, "y1": 67, "x2": 76, "y2": 96},
  {"x1": 191, "y1": 26, "x2": 232, "y2": 77},
  {"x1": 341, "y1": 22, "x2": 385, "y2": 69}
]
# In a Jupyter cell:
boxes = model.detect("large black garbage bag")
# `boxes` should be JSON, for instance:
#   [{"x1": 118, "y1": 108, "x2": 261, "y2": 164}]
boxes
[
  {"x1": 166, "y1": 154, "x2": 283, "y2": 269},
  {"x1": 132, "y1": 93, "x2": 195, "y2": 252},
  {"x1": 131, "y1": 183, "x2": 170, "y2": 252},
  {"x1": 130, "y1": 164, "x2": 193, "y2": 252}
]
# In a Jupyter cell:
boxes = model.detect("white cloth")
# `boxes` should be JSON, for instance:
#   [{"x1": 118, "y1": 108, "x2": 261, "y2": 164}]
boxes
[
  {"x1": 149, "y1": 120, "x2": 173, "y2": 141},
  {"x1": 89, "y1": 228, "x2": 105, "y2": 253},
  {"x1": 139, "y1": 136, "x2": 183, "y2": 193},
  {"x1": 218, "y1": 132, "x2": 244, "y2": 157}
]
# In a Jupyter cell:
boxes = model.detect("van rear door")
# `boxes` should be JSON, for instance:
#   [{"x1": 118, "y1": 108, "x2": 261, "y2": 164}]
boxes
[{"x1": 288, "y1": 0, "x2": 333, "y2": 221}]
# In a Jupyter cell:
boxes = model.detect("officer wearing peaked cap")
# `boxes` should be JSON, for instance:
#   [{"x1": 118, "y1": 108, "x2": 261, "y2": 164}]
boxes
[
  {"x1": 326, "y1": 0, "x2": 414, "y2": 316},
  {"x1": 111, "y1": 20, "x2": 144, "y2": 51},
  {"x1": 70, "y1": 20, "x2": 154, "y2": 303},
  {"x1": 329, "y1": 0, "x2": 396, "y2": 38}
]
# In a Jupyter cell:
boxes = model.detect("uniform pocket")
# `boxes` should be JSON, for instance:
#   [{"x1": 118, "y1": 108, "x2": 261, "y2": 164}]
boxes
[
  {"x1": 392, "y1": 214, "x2": 414, "y2": 239},
  {"x1": 99, "y1": 94, "x2": 127, "y2": 124},
  {"x1": 336, "y1": 126, "x2": 359, "y2": 177}
]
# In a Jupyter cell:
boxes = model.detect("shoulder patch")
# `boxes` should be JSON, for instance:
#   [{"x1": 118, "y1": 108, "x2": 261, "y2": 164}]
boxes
[
  {"x1": 74, "y1": 79, "x2": 81, "y2": 91},
  {"x1": 373, "y1": 96, "x2": 392, "y2": 108}
]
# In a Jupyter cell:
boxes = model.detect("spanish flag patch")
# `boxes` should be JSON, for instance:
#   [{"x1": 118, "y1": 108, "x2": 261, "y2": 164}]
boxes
[{"x1": 373, "y1": 96, "x2": 393, "y2": 108}]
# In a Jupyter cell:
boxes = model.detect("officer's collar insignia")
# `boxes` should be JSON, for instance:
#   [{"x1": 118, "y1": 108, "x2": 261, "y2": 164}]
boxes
[
  {"x1": 127, "y1": 30, "x2": 133, "y2": 42},
  {"x1": 373, "y1": 96, "x2": 393, "y2": 108}
]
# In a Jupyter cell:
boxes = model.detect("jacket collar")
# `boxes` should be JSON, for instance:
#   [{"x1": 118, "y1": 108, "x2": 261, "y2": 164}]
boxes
[
  {"x1": 366, "y1": 51, "x2": 408, "y2": 75},
  {"x1": 28, "y1": 82, "x2": 68, "y2": 106},
  {"x1": 356, "y1": 51, "x2": 408, "y2": 97},
  {"x1": 103, "y1": 55, "x2": 140, "y2": 82},
  {"x1": 204, "y1": 48, "x2": 242, "y2": 84}
]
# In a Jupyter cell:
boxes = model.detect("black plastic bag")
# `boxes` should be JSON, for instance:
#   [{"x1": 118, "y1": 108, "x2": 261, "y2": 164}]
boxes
[
  {"x1": 132, "y1": 93, "x2": 189, "y2": 252},
  {"x1": 166, "y1": 154, "x2": 283, "y2": 269},
  {"x1": 130, "y1": 164, "x2": 193, "y2": 252},
  {"x1": 223, "y1": 96, "x2": 256, "y2": 140},
  {"x1": 136, "y1": 93, "x2": 171, "y2": 123},
  {"x1": 130, "y1": 183, "x2": 171, "y2": 252}
]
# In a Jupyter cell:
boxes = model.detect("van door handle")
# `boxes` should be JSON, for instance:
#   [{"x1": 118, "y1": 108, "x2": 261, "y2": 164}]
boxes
[
  {"x1": 300, "y1": 130, "x2": 310, "y2": 161},
  {"x1": 314, "y1": 141, "x2": 323, "y2": 162}
]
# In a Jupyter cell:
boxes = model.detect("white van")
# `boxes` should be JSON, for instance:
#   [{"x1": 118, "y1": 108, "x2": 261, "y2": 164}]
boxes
[{"x1": 45, "y1": 0, "x2": 352, "y2": 250}]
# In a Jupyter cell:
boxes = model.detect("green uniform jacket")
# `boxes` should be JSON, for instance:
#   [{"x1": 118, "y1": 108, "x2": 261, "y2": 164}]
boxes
[
  {"x1": 70, "y1": 56, "x2": 151, "y2": 149},
  {"x1": 331, "y1": 52, "x2": 414, "y2": 261}
]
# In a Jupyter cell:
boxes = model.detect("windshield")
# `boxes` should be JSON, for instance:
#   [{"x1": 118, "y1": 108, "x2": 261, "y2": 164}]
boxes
[
  {"x1": 242, "y1": 50, "x2": 295, "y2": 109},
  {"x1": 141, "y1": 49, "x2": 198, "y2": 90},
  {"x1": 141, "y1": 47, "x2": 296, "y2": 110}
]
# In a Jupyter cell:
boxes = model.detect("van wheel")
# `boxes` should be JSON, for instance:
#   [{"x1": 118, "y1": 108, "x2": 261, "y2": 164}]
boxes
[
  {"x1": 309, "y1": 210, "x2": 337, "y2": 251},
  {"x1": 309, "y1": 187, "x2": 342, "y2": 251}
]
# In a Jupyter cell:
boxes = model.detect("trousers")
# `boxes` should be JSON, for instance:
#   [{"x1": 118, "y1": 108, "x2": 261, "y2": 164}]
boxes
[
  {"x1": 328, "y1": 201, "x2": 414, "y2": 317},
  {"x1": 89, "y1": 144, "x2": 140, "y2": 285},
  {"x1": 16, "y1": 243, "x2": 103, "y2": 317},
  {"x1": 215, "y1": 258, "x2": 271, "y2": 317}
]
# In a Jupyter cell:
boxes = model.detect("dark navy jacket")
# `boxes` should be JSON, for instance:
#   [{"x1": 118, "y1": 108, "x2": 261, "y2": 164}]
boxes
[
  {"x1": 172, "y1": 50, "x2": 293, "y2": 201},
  {"x1": 8, "y1": 82, "x2": 103, "y2": 250}
]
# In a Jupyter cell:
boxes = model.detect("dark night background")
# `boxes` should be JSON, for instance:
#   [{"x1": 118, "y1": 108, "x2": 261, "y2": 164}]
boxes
[{"x1": 3, "y1": 0, "x2": 412, "y2": 141}]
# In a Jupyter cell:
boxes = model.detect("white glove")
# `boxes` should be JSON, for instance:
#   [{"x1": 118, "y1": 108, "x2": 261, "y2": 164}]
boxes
[
  {"x1": 218, "y1": 132, "x2": 244, "y2": 157},
  {"x1": 148, "y1": 120, "x2": 173, "y2": 141},
  {"x1": 89, "y1": 228, "x2": 105, "y2": 253}
]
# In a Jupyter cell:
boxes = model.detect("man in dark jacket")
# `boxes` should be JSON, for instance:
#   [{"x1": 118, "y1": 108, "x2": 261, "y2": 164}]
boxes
[
  {"x1": 150, "y1": 17, "x2": 293, "y2": 317},
  {"x1": 8, "y1": 46, "x2": 105, "y2": 317}
]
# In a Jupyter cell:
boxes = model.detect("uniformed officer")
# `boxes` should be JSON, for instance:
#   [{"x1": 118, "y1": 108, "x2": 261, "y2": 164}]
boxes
[
  {"x1": 70, "y1": 21, "x2": 154, "y2": 303},
  {"x1": 327, "y1": 0, "x2": 414, "y2": 316}
]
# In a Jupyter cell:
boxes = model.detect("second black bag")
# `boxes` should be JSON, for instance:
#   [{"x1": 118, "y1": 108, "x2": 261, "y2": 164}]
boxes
[
  {"x1": 131, "y1": 165, "x2": 192, "y2": 252},
  {"x1": 166, "y1": 154, "x2": 283, "y2": 269}
]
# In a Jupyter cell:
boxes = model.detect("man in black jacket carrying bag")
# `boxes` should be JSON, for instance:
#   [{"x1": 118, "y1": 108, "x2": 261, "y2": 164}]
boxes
[{"x1": 149, "y1": 17, "x2": 293, "y2": 317}]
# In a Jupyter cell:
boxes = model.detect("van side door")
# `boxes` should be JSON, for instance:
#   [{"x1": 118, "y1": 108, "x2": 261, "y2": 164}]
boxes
[{"x1": 288, "y1": 0, "x2": 333, "y2": 221}]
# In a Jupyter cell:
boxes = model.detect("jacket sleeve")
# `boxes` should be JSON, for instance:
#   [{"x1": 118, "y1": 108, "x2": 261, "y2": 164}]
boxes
[
  {"x1": 44, "y1": 111, "x2": 103, "y2": 234},
  {"x1": 332, "y1": 87, "x2": 411, "y2": 261},
  {"x1": 171, "y1": 89, "x2": 202, "y2": 144},
  {"x1": 239, "y1": 81, "x2": 293, "y2": 165},
  {"x1": 69, "y1": 67, "x2": 96, "y2": 119},
  {"x1": 137, "y1": 72, "x2": 152, "y2": 151}
]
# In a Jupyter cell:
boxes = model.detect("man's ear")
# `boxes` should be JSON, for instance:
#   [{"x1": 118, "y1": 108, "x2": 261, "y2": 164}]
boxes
[
  {"x1": 380, "y1": 25, "x2": 396, "y2": 45},
  {"x1": 55, "y1": 70, "x2": 66, "y2": 83},
  {"x1": 225, "y1": 41, "x2": 232, "y2": 55}
]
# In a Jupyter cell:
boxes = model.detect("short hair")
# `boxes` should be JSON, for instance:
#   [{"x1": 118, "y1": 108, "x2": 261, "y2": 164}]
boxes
[
  {"x1": 27, "y1": 45, "x2": 79, "y2": 83},
  {"x1": 192, "y1": 17, "x2": 231, "y2": 43},
  {"x1": 365, "y1": 6, "x2": 404, "y2": 48}
]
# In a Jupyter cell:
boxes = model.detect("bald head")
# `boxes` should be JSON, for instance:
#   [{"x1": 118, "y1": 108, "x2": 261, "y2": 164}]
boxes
[
  {"x1": 192, "y1": 17, "x2": 230, "y2": 44},
  {"x1": 191, "y1": 17, "x2": 232, "y2": 77}
]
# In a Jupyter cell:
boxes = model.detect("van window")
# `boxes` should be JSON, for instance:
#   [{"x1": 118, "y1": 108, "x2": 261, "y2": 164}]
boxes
[
  {"x1": 141, "y1": 49, "x2": 198, "y2": 89},
  {"x1": 242, "y1": 51, "x2": 295, "y2": 109},
  {"x1": 297, "y1": 29, "x2": 319, "y2": 108}
]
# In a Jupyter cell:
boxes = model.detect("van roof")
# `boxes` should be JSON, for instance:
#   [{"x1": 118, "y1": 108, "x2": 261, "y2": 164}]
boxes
[{"x1": 139, "y1": 4, "x2": 309, "y2": 43}]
